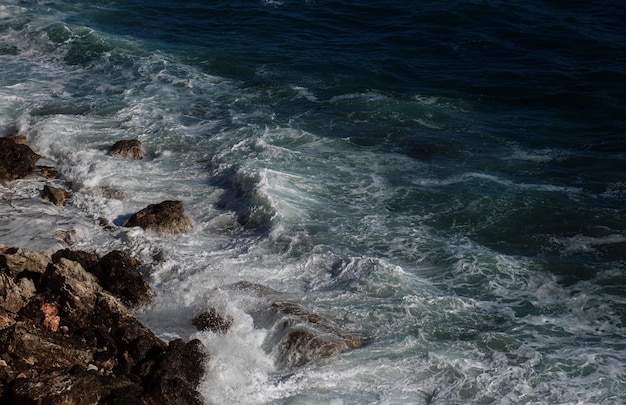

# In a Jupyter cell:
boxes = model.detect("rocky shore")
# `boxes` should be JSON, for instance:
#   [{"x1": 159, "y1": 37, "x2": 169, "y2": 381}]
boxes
[{"x1": 0, "y1": 134, "x2": 364, "y2": 404}]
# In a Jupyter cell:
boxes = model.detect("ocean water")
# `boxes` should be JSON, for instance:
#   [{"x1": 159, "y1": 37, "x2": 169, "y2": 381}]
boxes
[{"x1": 1, "y1": 0, "x2": 626, "y2": 403}]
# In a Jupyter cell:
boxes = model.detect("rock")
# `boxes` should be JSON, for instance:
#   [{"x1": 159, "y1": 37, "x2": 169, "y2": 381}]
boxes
[
  {"x1": 267, "y1": 302, "x2": 364, "y2": 368},
  {"x1": 224, "y1": 282, "x2": 364, "y2": 368},
  {"x1": 143, "y1": 338, "x2": 207, "y2": 405},
  {"x1": 192, "y1": 308, "x2": 233, "y2": 333},
  {"x1": 0, "y1": 246, "x2": 207, "y2": 404},
  {"x1": 51, "y1": 249, "x2": 99, "y2": 274},
  {"x1": 42, "y1": 184, "x2": 70, "y2": 206},
  {"x1": 0, "y1": 137, "x2": 40, "y2": 183},
  {"x1": 125, "y1": 200, "x2": 193, "y2": 234},
  {"x1": 12, "y1": 369, "x2": 103, "y2": 405},
  {"x1": 0, "y1": 273, "x2": 34, "y2": 314},
  {"x1": 109, "y1": 139, "x2": 145, "y2": 160},
  {"x1": 36, "y1": 165, "x2": 59, "y2": 179},
  {"x1": 92, "y1": 250, "x2": 153, "y2": 307},
  {"x1": 0, "y1": 245, "x2": 51, "y2": 278}
]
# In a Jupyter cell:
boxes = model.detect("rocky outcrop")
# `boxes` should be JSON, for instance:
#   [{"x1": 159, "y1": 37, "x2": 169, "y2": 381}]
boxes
[
  {"x1": 42, "y1": 184, "x2": 70, "y2": 206},
  {"x1": 0, "y1": 137, "x2": 40, "y2": 184},
  {"x1": 110, "y1": 139, "x2": 145, "y2": 160},
  {"x1": 0, "y1": 245, "x2": 207, "y2": 404},
  {"x1": 125, "y1": 200, "x2": 193, "y2": 234},
  {"x1": 225, "y1": 281, "x2": 364, "y2": 368}
]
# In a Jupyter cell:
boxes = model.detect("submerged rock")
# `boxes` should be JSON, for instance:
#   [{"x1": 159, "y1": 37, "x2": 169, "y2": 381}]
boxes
[
  {"x1": 42, "y1": 184, "x2": 70, "y2": 206},
  {"x1": 0, "y1": 137, "x2": 40, "y2": 183},
  {"x1": 109, "y1": 139, "x2": 145, "y2": 160},
  {"x1": 192, "y1": 308, "x2": 233, "y2": 333},
  {"x1": 267, "y1": 302, "x2": 364, "y2": 368},
  {"x1": 224, "y1": 281, "x2": 364, "y2": 368},
  {"x1": 125, "y1": 200, "x2": 193, "y2": 234}
]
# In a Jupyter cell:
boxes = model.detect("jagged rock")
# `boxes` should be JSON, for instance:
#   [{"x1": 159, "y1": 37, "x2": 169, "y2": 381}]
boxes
[
  {"x1": 125, "y1": 200, "x2": 193, "y2": 234},
  {"x1": 36, "y1": 165, "x2": 59, "y2": 179},
  {"x1": 224, "y1": 282, "x2": 364, "y2": 368},
  {"x1": 42, "y1": 184, "x2": 70, "y2": 206},
  {"x1": 0, "y1": 137, "x2": 40, "y2": 183},
  {"x1": 192, "y1": 308, "x2": 233, "y2": 333},
  {"x1": 0, "y1": 274, "x2": 35, "y2": 314},
  {"x1": 93, "y1": 250, "x2": 153, "y2": 307},
  {"x1": 8, "y1": 134, "x2": 27, "y2": 144},
  {"x1": 0, "y1": 246, "x2": 207, "y2": 404},
  {"x1": 0, "y1": 245, "x2": 51, "y2": 278},
  {"x1": 143, "y1": 339, "x2": 206, "y2": 405},
  {"x1": 267, "y1": 302, "x2": 364, "y2": 368},
  {"x1": 51, "y1": 249, "x2": 99, "y2": 274},
  {"x1": 109, "y1": 139, "x2": 145, "y2": 160},
  {"x1": 12, "y1": 369, "x2": 103, "y2": 405}
]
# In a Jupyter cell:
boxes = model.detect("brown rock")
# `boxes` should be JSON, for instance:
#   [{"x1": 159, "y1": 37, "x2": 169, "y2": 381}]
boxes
[
  {"x1": 0, "y1": 245, "x2": 51, "y2": 278},
  {"x1": 125, "y1": 200, "x2": 193, "y2": 234},
  {"x1": 0, "y1": 246, "x2": 207, "y2": 405},
  {"x1": 42, "y1": 184, "x2": 70, "y2": 206},
  {"x1": 51, "y1": 249, "x2": 100, "y2": 275},
  {"x1": 0, "y1": 137, "x2": 40, "y2": 183},
  {"x1": 12, "y1": 369, "x2": 103, "y2": 405},
  {"x1": 0, "y1": 274, "x2": 31, "y2": 313},
  {"x1": 36, "y1": 165, "x2": 59, "y2": 179},
  {"x1": 143, "y1": 338, "x2": 207, "y2": 405},
  {"x1": 267, "y1": 302, "x2": 364, "y2": 368},
  {"x1": 110, "y1": 139, "x2": 145, "y2": 160},
  {"x1": 92, "y1": 250, "x2": 153, "y2": 307},
  {"x1": 192, "y1": 308, "x2": 233, "y2": 333},
  {"x1": 227, "y1": 282, "x2": 364, "y2": 368}
]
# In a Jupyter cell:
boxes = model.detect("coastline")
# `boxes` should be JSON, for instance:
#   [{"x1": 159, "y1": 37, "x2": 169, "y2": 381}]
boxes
[{"x1": 0, "y1": 134, "x2": 363, "y2": 404}]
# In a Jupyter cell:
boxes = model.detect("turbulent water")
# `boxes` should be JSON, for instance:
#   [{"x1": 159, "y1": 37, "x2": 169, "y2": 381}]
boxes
[{"x1": 1, "y1": 0, "x2": 626, "y2": 403}]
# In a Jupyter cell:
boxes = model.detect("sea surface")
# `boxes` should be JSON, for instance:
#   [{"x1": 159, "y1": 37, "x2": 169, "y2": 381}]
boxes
[{"x1": 1, "y1": 1, "x2": 626, "y2": 403}]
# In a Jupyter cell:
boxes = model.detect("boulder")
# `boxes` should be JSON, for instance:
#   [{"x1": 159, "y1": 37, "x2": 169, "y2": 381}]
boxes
[
  {"x1": 42, "y1": 184, "x2": 70, "y2": 206},
  {"x1": 192, "y1": 308, "x2": 233, "y2": 333},
  {"x1": 142, "y1": 339, "x2": 206, "y2": 405},
  {"x1": 266, "y1": 302, "x2": 364, "y2": 368},
  {"x1": 109, "y1": 139, "x2": 145, "y2": 160},
  {"x1": 0, "y1": 137, "x2": 40, "y2": 183},
  {"x1": 125, "y1": 200, "x2": 193, "y2": 234},
  {"x1": 224, "y1": 282, "x2": 364, "y2": 368}
]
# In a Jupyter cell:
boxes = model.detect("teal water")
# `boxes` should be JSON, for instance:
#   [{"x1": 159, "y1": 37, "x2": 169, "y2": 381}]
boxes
[{"x1": 1, "y1": 1, "x2": 625, "y2": 403}]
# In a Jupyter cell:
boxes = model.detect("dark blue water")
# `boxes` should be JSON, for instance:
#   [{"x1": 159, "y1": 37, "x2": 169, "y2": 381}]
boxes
[{"x1": 2, "y1": 0, "x2": 626, "y2": 403}]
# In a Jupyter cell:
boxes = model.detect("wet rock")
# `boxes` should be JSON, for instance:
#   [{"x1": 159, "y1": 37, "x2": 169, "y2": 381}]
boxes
[
  {"x1": 42, "y1": 184, "x2": 70, "y2": 206},
  {"x1": 192, "y1": 308, "x2": 233, "y2": 333},
  {"x1": 143, "y1": 339, "x2": 207, "y2": 405},
  {"x1": 267, "y1": 302, "x2": 364, "y2": 368},
  {"x1": 36, "y1": 165, "x2": 59, "y2": 179},
  {"x1": 0, "y1": 137, "x2": 40, "y2": 183},
  {"x1": 224, "y1": 282, "x2": 364, "y2": 368},
  {"x1": 92, "y1": 250, "x2": 153, "y2": 307},
  {"x1": 0, "y1": 246, "x2": 207, "y2": 404},
  {"x1": 12, "y1": 369, "x2": 103, "y2": 405},
  {"x1": 125, "y1": 200, "x2": 193, "y2": 234},
  {"x1": 109, "y1": 139, "x2": 145, "y2": 160}
]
